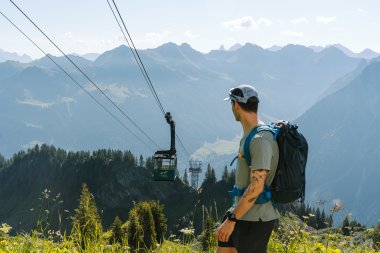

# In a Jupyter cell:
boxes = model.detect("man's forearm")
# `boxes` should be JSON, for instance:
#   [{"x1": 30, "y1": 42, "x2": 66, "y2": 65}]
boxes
[{"x1": 232, "y1": 169, "x2": 267, "y2": 219}]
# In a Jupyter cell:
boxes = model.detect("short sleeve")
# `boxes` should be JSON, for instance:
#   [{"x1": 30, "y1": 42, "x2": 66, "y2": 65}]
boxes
[{"x1": 250, "y1": 136, "x2": 273, "y2": 171}]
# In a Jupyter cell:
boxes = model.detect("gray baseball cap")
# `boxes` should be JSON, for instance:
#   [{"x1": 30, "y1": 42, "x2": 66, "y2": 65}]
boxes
[{"x1": 224, "y1": 84, "x2": 259, "y2": 103}]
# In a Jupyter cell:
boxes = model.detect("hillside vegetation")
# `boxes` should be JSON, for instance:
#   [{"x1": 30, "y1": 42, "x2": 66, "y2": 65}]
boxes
[{"x1": 0, "y1": 145, "x2": 379, "y2": 252}]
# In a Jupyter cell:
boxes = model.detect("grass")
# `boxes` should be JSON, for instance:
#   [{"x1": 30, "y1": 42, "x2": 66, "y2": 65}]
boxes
[{"x1": 1, "y1": 219, "x2": 379, "y2": 253}]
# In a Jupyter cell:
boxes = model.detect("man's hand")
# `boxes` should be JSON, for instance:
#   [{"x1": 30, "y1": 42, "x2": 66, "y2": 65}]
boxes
[{"x1": 215, "y1": 219, "x2": 236, "y2": 242}]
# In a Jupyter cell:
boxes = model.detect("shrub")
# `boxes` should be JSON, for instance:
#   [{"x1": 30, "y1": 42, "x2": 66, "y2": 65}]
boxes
[
  {"x1": 149, "y1": 201, "x2": 167, "y2": 245},
  {"x1": 70, "y1": 183, "x2": 103, "y2": 250},
  {"x1": 110, "y1": 216, "x2": 125, "y2": 245}
]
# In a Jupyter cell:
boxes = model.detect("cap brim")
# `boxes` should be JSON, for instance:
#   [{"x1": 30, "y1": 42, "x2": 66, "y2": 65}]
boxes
[{"x1": 224, "y1": 97, "x2": 231, "y2": 101}]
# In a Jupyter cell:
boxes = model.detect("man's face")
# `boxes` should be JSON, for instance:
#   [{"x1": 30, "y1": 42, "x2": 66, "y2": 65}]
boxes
[{"x1": 231, "y1": 101, "x2": 240, "y2": 121}]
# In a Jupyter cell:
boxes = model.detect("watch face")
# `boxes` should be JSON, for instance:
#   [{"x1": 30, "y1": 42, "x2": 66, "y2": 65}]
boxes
[{"x1": 228, "y1": 212, "x2": 236, "y2": 221}]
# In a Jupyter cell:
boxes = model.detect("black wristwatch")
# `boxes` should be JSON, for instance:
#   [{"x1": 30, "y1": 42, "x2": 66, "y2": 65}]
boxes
[{"x1": 227, "y1": 211, "x2": 237, "y2": 222}]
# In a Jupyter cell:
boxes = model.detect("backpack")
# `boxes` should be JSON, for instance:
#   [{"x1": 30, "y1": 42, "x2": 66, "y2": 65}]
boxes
[{"x1": 229, "y1": 121, "x2": 308, "y2": 204}]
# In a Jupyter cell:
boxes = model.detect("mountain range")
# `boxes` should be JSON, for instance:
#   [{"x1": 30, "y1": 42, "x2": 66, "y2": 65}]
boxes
[
  {"x1": 0, "y1": 42, "x2": 379, "y2": 225},
  {"x1": 297, "y1": 59, "x2": 380, "y2": 225},
  {"x1": 0, "y1": 43, "x2": 363, "y2": 160}
]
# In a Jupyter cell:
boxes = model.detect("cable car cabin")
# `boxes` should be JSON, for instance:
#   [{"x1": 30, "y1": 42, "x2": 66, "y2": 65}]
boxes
[
  {"x1": 153, "y1": 112, "x2": 177, "y2": 181},
  {"x1": 153, "y1": 151, "x2": 177, "y2": 181}
]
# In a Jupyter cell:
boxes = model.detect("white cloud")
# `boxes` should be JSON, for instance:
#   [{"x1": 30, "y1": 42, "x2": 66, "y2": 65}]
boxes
[
  {"x1": 222, "y1": 16, "x2": 273, "y2": 31},
  {"x1": 316, "y1": 16, "x2": 336, "y2": 24},
  {"x1": 73, "y1": 34, "x2": 124, "y2": 52},
  {"x1": 25, "y1": 122, "x2": 43, "y2": 129},
  {"x1": 257, "y1": 17, "x2": 273, "y2": 27},
  {"x1": 17, "y1": 98, "x2": 54, "y2": 108},
  {"x1": 222, "y1": 16, "x2": 258, "y2": 31},
  {"x1": 191, "y1": 137, "x2": 240, "y2": 161},
  {"x1": 184, "y1": 30, "x2": 199, "y2": 39},
  {"x1": 61, "y1": 97, "x2": 75, "y2": 103},
  {"x1": 142, "y1": 31, "x2": 173, "y2": 45},
  {"x1": 290, "y1": 17, "x2": 309, "y2": 24},
  {"x1": 133, "y1": 90, "x2": 148, "y2": 98},
  {"x1": 281, "y1": 30, "x2": 303, "y2": 37},
  {"x1": 22, "y1": 140, "x2": 44, "y2": 149}
]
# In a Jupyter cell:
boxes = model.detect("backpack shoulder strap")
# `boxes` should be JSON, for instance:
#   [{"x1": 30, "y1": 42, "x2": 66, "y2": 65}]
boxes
[
  {"x1": 229, "y1": 124, "x2": 278, "y2": 167},
  {"x1": 243, "y1": 124, "x2": 276, "y2": 165}
]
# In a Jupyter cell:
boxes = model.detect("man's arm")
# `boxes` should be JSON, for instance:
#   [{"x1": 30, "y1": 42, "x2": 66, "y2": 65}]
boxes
[
  {"x1": 215, "y1": 169, "x2": 268, "y2": 242},
  {"x1": 232, "y1": 169, "x2": 268, "y2": 219}
]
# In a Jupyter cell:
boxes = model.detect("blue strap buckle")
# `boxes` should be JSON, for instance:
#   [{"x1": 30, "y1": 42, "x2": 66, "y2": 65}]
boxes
[{"x1": 228, "y1": 185, "x2": 246, "y2": 197}]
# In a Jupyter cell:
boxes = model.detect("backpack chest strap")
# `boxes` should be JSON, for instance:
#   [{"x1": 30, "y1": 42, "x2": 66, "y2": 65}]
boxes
[{"x1": 228, "y1": 184, "x2": 271, "y2": 204}]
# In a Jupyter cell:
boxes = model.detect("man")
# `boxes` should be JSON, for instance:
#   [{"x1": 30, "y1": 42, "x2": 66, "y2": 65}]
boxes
[{"x1": 216, "y1": 84, "x2": 280, "y2": 253}]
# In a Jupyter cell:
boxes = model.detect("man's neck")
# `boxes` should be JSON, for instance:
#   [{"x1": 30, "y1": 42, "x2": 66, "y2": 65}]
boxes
[{"x1": 240, "y1": 113, "x2": 259, "y2": 135}]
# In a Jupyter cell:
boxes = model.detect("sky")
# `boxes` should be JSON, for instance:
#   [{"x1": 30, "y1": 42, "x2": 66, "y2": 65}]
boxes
[{"x1": 1, "y1": 0, "x2": 380, "y2": 59}]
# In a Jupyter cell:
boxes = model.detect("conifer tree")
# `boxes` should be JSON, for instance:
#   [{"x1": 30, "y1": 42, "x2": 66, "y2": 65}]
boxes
[
  {"x1": 136, "y1": 202, "x2": 157, "y2": 250},
  {"x1": 71, "y1": 183, "x2": 103, "y2": 250},
  {"x1": 139, "y1": 155, "x2": 144, "y2": 167},
  {"x1": 315, "y1": 208, "x2": 321, "y2": 229},
  {"x1": 127, "y1": 208, "x2": 143, "y2": 250},
  {"x1": 110, "y1": 216, "x2": 124, "y2": 244},
  {"x1": 0, "y1": 153, "x2": 6, "y2": 171},
  {"x1": 145, "y1": 157, "x2": 154, "y2": 171},
  {"x1": 211, "y1": 168, "x2": 217, "y2": 184},
  {"x1": 203, "y1": 164, "x2": 217, "y2": 186},
  {"x1": 321, "y1": 209, "x2": 327, "y2": 229},
  {"x1": 149, "y1": 201, "x2": 167, "y2": 245},
  {"x1": 342, "y1": 215, "x2": 350, "y2": 236},
  {"x1": 222, "y1": 165, "x2": 229, "y2": 182}
]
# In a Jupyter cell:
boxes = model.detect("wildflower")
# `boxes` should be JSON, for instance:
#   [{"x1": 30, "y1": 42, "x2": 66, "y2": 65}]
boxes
[
  {"x1": 0, "y1": 224, "x2": 12, "y2": 234},
  {"x1": 179, "y1": 227, "x2": 195, "y2": 235}
]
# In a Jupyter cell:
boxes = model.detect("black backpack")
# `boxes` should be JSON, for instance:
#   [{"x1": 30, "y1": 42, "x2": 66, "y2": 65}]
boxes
[
  {"x1": 269, "y1": 121, "x2": 308, "y2": 203},
  {"x1": 230, "y1": 121, "x2": 308, "y2": 204}
]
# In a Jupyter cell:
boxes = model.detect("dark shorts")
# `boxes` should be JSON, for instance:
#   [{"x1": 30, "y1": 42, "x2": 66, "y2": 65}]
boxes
[{"x1": 217, "y1": 214, "x2": 276, "y2": 253}]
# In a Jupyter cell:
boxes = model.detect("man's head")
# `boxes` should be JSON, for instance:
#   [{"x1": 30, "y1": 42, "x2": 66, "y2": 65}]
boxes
[{"x1": 225, "y1": 84, "x2": 260, "y2": 121}]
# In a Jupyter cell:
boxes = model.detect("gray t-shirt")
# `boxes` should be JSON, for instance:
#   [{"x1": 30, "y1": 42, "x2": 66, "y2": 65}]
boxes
[{"x1": 233, "y1": 128, "x2": 280, "y2": 222}]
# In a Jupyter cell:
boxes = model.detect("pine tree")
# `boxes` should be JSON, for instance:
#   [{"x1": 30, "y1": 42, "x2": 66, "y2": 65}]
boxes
[
  {"x1": 110, "y1": 216, "x2": 124, "y2": 244},
  {"x1": 227, "y1": 168, "x2": 235, "y2": 187},
  {"x1": 136, "y1": 202, "x2": 157, "y2": 250},
  {"x1": 139, "y1": 155, "x2": 144, "y2": 167},
  {"x1": 211, "y1": 168, "x2": 217, "y2": 184},
  {"x1": 342, "y1": 215, "x2": 350, "y2": 236},
  {"x1": 127, "y1": 208, "x2": 143, "y2": 250},
  {"x1": 71, "y1": 183, "x2": 103, "y2": 250},
  {"x1": 183, "y1": 168, "x2": 189, "y2": 185},
  {"x1": 149, "y1": 201, "x2": 167, "y2": 245},
  {"x1": 315, "y1": 208, "x2": 321, "y2": 229},
  {"x1": 321, "y1": 209, "x2": 327, "y2": 229},
  {"x1": 203, "y1": 164, "x2": 217, "y2": 186},
  {"x1": 0, "y1": 153, "x2": 6, "y2": 171},
  {"x1": 222, "y1": 165, "x2": 228, "y2": 182},
  {"x1": 145, "y1": 157, "x2": 154, "y2": 171}
]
